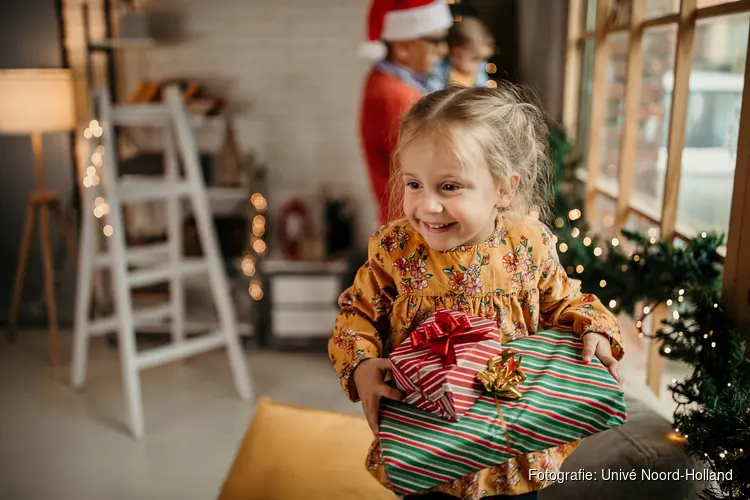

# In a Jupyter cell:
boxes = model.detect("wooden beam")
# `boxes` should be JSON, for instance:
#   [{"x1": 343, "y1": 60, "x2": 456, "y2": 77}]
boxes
[
  {"x1": 696, "y1": 0, "x2": 750, "y2": 20},
  {"x1": 659, "y1": 0, "x2": 696, "y2": 240},
  {"x1": 583, "y1": 0, "x2": 613, "y2": 222},
  {"x1": 723, "y1": 20, "x2": 750, "y2": 334},
  {"x1": 576, "y1": 1, "x2": 750, "y2": 43},
  {"x1": 563, "y1": 0, "x2": 585, "y2": 140},
  {"x1": 642, "y1": 12, "x2": 681, "y2": 29},
  {"x1": 647, "y1": 0, "x2": 697, "y2": 397},
  {"x1": 614, "y1": 0, "x2": 645, "y2": 234}
]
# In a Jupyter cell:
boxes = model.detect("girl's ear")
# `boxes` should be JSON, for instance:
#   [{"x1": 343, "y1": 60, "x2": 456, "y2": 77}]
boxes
[{"x1": 496, "y1": 172, "x2": 520, "y2": 209}]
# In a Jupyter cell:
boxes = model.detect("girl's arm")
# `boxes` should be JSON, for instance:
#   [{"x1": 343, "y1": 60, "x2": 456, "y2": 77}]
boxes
[
  {"x1": 328, "y1": 232, "x2": 397, "y2": 402},
  {"x1": 536, "y1": 225, "x2": 625, "y2": 360}
]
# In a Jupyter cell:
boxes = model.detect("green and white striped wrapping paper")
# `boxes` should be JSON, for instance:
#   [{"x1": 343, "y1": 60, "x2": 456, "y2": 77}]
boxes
[{"x1": 378, "y1": 329, "x2": 627, "y2": 496}]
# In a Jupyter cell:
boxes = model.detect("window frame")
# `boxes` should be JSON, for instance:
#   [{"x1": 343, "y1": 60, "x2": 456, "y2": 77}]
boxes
[{"x1": 563, "y1": 0, "x2": 750, "y2": 393}]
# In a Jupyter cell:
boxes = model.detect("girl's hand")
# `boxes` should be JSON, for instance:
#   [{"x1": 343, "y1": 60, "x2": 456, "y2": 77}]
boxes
[
  {"x1": 353, "y1": 358, "x2": 404, "y2": 435},
  {"x1": 582, "y1": 332, "x2": 623, "y2": 386}
]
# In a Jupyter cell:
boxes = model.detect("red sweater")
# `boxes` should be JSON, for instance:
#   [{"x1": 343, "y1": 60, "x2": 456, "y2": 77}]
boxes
[{"x1": 360, "y1": 68, "x2": 422, "y2": 224}]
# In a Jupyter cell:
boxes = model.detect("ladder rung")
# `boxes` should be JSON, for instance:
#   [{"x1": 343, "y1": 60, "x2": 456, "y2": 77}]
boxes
[
  {"x1": 94, "y1": 243, "x2": 171, "y2": 269},
  {"x1": 117, "y1": 181, "x2": 192, "y2": 203},
  {"x1": 137, "y1": 333, "x2": 225, "y2": 370},
  {"x1": 112, "y1": 104, "x2": 171, "y2": 126},
  {"x1": 128, "y1": 260, "x2": 208, "y2": 288},
  {"x1": 89, "y1": 303, "x2": 174, "y2": 336}
]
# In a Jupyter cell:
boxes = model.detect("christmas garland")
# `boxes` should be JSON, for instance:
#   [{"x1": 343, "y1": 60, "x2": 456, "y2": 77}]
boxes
[{"x1": 549, "y1": 124, "x2": 749, "y2": 500}]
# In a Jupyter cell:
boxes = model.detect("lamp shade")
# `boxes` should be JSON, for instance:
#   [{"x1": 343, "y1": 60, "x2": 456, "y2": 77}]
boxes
[{"x1": 0, "y1": 69, "x2": 76, "y2": 135}]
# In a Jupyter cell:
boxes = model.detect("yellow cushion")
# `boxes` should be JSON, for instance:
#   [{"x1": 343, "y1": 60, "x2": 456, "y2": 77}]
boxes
[{"x1": 218, "y1": 397, "x2": 398, "y2": 500}]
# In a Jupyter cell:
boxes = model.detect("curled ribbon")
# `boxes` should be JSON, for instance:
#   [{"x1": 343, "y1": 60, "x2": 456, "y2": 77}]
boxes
[
  {"x1": 476, "y1": 350, "x2": 526, "y2": 455},
  {"x1": 411, "y1": 309, "x2": 488, "y2": 366}
]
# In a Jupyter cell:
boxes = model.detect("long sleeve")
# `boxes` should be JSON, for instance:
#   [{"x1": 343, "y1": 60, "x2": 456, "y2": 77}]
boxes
[
  {"x1": 328, "y1": 231, "x2": 397, "y2": 401},
  {"x1": 536, "y1": 226, "x2": 625, "y2": 361}
]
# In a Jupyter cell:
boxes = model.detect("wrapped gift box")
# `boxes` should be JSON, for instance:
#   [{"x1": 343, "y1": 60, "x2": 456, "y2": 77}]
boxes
[
  {"x1": 389, "y1": 308, "x2": 502, "y2": 422},
  {"x1": 375, "y1": 329, "x2": 628, "y2": 496}
]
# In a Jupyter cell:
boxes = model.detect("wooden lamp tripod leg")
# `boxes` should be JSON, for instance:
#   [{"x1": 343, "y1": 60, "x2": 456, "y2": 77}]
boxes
[
  {"x1": 7, "y1": 132, "x2": 61, "y2": 365},
  {"x1": 8, "y1": 200, "x2": 37, "y2": 342}
]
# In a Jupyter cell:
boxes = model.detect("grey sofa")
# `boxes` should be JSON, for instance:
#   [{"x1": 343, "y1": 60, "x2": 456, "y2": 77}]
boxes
[{"x1": 539, "y1": 396, "x2": 704, "y2": 500}]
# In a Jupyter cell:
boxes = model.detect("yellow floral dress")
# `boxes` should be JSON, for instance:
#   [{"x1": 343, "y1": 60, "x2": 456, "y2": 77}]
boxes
[{"x1": 328, "y1": 216, "x2": 624, "y2": 498}]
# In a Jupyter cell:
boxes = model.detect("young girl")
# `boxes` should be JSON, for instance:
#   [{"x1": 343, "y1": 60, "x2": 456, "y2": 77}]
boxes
[
  {"x1": 427, "y1": 16, "x2": 494, "y2": 92},
  {"x1": 329, "y1": 85, "x2": 624, "y2": 499}
]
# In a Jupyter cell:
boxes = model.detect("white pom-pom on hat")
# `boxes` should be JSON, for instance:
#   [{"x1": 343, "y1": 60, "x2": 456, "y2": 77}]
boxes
[{"x1": 358, "y1": 40, "x2": 389, "y2": 61}]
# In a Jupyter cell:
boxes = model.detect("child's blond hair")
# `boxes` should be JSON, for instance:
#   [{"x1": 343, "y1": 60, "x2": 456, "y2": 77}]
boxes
[
  {"x1": 388, "y1": 84, "x2": 553, "y2": 223},
  {"x1": 447, "y1": 16, "x2": 495, "y2": 60}
]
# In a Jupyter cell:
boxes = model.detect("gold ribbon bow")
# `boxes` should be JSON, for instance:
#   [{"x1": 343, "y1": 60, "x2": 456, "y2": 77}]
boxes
[{"x1": 476, "y1": 350, "x2": 526, "y2": 455}]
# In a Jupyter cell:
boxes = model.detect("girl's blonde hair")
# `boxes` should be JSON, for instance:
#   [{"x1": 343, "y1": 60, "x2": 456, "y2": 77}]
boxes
[{"x1": 388, "y1": 84, "x2": 554, "y2": 223}]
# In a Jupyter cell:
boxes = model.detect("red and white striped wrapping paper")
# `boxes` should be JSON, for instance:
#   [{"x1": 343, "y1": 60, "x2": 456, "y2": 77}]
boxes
[{"x1": 389, "y1": 309, "x2": 502, "y2": 422}]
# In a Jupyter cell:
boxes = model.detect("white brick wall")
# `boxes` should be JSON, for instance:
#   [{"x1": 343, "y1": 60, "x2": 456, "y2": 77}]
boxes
[{"x1": 121, "y1": 0, "x2": 379, "y2": 248}]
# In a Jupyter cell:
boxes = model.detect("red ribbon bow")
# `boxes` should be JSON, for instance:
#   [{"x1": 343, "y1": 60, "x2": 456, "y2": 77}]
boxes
[{"x1": 411, "y1": 309, "x2": 490, "y2": 366}]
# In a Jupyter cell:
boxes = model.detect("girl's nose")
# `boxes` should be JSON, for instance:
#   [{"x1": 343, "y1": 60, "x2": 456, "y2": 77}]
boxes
[{"x1": 420, "y1": 193, "x2": 443, "y2": 214}]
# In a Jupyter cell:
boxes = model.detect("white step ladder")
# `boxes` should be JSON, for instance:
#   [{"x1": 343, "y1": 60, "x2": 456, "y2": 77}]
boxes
[{"x1": 71, "y1": 86, "x2": 253, "y2": 439}]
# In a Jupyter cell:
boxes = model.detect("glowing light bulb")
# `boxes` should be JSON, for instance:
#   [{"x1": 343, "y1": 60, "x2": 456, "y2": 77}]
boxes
[
  {"x1": 664, "y1": 347, "x2": 672, "y2": 354},
  {"x1": 599, "y1": 280, "x2": 607, "y2": 287},
  {"x1": 249, "y1": 282, "x2": 263, "y2": 300},
  {"x1": 253, "y1": 239, "x2": 267, "y2": 254},
  {"x1": 558, "y1": 242, "x2": 568, "y2": 253},
  {"x1": 576, "y1": 265, "x2": 584, "y2": 273},
  {"x1": 555, "y1": 217, "x2": 564, "y2": 228},
  {"x1": 611, "y1": 237, "x2": 619, "y2": 246},
  {"x1": 103, "y1": 225, "x2": 113, "y2": 237},
  {"x1": 571, "y1": 227, "x2": 580, "y2": 238},
  {"x1": 609, "y1": 300, "x2": 616, "y2": 309},
  {"x1": 643, "y1": 306, "x2": 651, "y2": 315}
]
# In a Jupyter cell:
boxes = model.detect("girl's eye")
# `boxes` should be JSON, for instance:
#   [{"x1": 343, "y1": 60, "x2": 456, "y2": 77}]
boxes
[
  {"x1": 442, "y1": 183, "x2": 459, "y2": 191},
  {"x1": 406, "y1": 181, "x2": 420, "y2": 189}
]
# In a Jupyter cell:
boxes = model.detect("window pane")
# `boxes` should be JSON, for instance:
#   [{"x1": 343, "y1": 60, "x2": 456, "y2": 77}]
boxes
[
  {"x1": 578, "y1": 40, "x2": 595, "y2": 161},
  {"x1": 676, "y1": 13, "x2": 748, "y2": 235},
  {"x1": 625, "y1": 212, "x2": 661, "y2": 238},
  {"x1": 584, "y1": 0, "x2": 598, "y2": 33},
  {"x1": 589, "y1": 195, "x2": 618, "y2": 240},
  {"x1": 645, "y1": 0, "x2": 678, "y2": 19},
  {"x1": 633, "y1": 25, "x2": 678, "y2": 219},
  {"x1": 598, "y1": 33, "x2": 629, "y2": 185}
]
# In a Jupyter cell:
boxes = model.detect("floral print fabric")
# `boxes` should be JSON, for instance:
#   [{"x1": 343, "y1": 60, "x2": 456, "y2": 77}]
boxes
[{"x1": 328, "y1": 216, "x2": 624, "y2": 498}]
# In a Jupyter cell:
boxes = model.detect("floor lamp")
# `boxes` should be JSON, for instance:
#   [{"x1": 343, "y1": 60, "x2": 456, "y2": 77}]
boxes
[{"x1": 0, "y1": 69, "x2": 78, "y2": 365}]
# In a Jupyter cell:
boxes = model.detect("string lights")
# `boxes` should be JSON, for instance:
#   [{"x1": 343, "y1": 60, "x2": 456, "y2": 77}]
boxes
[
  {"x1": 82, "y1": 120, "x2": 111, "y2": 237},
  {"x1": 245, "y1": 192, "x2": 268, "y2": 300}
]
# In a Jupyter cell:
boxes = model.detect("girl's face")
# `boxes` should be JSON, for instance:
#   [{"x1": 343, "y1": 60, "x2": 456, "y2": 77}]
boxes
[
  {"x1": 400, "y1": 135, "x2": 511, "y2": 251},
  {"x1": 451, "y1": 46, "x2": 484, "y2": 75}
]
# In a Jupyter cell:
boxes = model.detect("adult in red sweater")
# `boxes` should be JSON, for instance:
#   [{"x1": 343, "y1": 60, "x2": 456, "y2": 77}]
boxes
[{"x1": 359, "y1": 0, "x2": 453, "y2": 224}]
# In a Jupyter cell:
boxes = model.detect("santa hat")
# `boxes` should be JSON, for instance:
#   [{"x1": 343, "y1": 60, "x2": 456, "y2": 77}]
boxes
[{"x1": 359, "y1": 0, "x2": 453, "y2": 60}]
